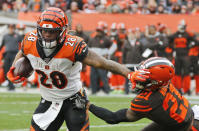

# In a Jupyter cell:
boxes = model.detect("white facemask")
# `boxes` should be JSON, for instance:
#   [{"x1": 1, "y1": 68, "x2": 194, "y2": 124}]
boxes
[{"x1": 42, "y1": 40, "x2": 57, "y2": 49}]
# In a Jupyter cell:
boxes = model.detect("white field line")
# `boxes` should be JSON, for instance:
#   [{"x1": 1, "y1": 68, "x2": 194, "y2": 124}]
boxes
[
  {"x1": 0, "y1": 101, "x2": 199, "y2": 105},
  {"x1": 0, "y1": 95, "x2": 39, "y2": 98},
  {"x1": 1, "y1": 92, "x2": 199, "y2": 100},
  {"x1": 2, "y1": 123, "x2": 147, "y2": 131},
  {"x1": 1, "y1": 100, "x2": 199, "y2": 115},
  {"x1": 0, "y1": 99, "x2": 199, "y2": 105},
  {"x1": 0, "y1": 102, "x2": 38, "y2": 104},
  {"x1": 0, "y1": 101, "x2": 129, "y2": 105}
]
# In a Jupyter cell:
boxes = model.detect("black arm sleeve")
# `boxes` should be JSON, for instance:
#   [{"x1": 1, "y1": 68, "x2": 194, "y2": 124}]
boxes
[
  {"x1": 89, "y1": 104, "x2": 130, "y2": 124},
  {"x1": 75, "y1": 41, "x2": 88, "y2": 62}
]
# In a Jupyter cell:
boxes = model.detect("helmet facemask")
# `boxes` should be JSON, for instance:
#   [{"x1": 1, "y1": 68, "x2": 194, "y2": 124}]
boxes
[
  {"x1": 135, "y1": 79, "x2": 168, "y2": 92},
  {"x1": 37, "y1": 26, "x2": 67, "y2": 49}
]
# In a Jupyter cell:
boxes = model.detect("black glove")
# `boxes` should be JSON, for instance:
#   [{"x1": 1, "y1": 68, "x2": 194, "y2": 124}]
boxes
[{"x1": 70, "y1": 89, "x2": 88, "y2": 110}]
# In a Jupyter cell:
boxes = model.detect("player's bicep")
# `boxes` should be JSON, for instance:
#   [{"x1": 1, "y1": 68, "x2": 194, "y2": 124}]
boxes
[
  {"x1": 82, "y1": 49, "x2": 106, "y2": 68},
  {"x1": 126, "y1": 108, "x2": 143, "y2": 122}
]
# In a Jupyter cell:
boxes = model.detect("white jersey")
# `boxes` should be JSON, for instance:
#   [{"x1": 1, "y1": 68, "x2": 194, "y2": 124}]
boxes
[{"x1": 22, "y1": 30, "x2": 88, "y2": 102}]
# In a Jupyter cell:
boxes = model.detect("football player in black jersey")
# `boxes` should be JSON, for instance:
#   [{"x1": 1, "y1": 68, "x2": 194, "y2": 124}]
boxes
[{"x1": 87, "y1": 57, "x2": 199, "y2": 131}]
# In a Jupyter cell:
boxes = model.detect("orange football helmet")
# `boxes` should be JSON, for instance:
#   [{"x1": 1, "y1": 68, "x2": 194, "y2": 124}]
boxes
[
  {"x1": 135, "y1": 57, "x2": 175, "y2": 91},
  {"x1": 37, "y1": 7, "x2": 68, "y2": 48}
]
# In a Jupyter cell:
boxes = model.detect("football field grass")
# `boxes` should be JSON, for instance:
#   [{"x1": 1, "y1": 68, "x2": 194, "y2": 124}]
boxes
[
  {"x1": 1, "y1": 91, "x2": 199, "y2": 131},
  {"x1": 0, "y1": 92, "x2": 151, "y2": 131}
]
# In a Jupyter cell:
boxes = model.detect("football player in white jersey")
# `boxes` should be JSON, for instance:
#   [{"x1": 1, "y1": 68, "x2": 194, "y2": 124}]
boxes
[{"x1": 7, "y1": 7, "x2": 138, "y2": 131}]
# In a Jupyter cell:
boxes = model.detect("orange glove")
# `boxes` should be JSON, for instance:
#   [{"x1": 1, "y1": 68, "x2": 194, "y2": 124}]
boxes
[
  {"x1": 7, "y1": 67, "x2": 26, "y2": 83},
  {"x1": 128, "y1": 69, "x2": 150, "y2": 89}
]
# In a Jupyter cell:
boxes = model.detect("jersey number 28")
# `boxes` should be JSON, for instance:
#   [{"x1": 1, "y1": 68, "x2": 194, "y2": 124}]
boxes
[{"x1": 36, "y1": 70, "x2": 68, "y2": 89}]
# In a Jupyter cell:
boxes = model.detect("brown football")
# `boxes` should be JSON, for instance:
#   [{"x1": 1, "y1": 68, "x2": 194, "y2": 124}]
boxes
[{"x1": 14, "y1": 57, "x2": 33, "y2": 78}]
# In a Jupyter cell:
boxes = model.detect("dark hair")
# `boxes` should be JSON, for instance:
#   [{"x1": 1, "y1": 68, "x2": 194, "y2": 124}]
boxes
[{"x1": 8, "y1": 24, "x2": 16, "y2": 29}]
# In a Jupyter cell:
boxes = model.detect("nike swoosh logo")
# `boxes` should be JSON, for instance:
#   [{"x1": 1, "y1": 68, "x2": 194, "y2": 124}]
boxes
[{"x1": 134, "y1": 99, "x2": 141, "y2": 102}]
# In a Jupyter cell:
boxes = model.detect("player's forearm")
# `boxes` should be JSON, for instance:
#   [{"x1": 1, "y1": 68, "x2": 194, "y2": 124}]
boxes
[
  {"x1": 100, "y1": 59, "x2": 131, "y2": 77},
  {"x1": 89, "y1": 104, "x2": 130, "y2": 124},
  {"x1": 83, "y1": 50, "x2": 131, "y2": 77}
]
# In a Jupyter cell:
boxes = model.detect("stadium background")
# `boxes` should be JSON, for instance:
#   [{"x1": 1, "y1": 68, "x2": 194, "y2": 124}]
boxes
[{"x1": 0, "y1": 0, "x2": 199, "y2": 130}]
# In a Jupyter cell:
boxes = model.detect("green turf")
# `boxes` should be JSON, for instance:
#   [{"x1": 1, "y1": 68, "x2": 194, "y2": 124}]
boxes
[{"x1": 0, "y1": 93, "x2": 151, "y2": 131}]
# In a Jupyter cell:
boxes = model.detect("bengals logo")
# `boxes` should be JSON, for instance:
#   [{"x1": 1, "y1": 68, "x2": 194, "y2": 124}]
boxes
[{"x1": 42, "y1": 24, "x2": 53, "y2": 28}]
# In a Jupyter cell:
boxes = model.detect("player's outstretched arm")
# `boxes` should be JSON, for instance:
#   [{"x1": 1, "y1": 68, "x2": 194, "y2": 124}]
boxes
[
  {"x1": 82, "y1": 50, "x2": 131, "y2": 77},
  {"x1": 88, "y1": 103, "x2": 142, "y2": 124}
]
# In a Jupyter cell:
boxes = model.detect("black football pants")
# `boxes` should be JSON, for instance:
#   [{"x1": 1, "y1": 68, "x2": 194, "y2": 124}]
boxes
[{"x1": 31, "y1": 95, "x2": 89, "y2": 131}]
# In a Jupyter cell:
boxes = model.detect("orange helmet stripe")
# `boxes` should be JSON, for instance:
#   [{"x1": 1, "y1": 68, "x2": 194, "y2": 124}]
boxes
[
  {"x1": 46, "y1": 9, "x2": 67, "y2": 23},
  {"x1": 39, "y1": 7, "x2": 67, "y2": 28}
]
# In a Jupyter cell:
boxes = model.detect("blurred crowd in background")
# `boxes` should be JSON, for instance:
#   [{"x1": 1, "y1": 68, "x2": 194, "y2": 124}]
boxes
[
  {"x1": 77, "y1": 19, "x2": 199, "y2": 96},
  {"x1": 1, "y1": 0, "x2": 199, "y2": 14},
  {"x1": 0, "y1": 18, "x2": 198, "y2": 97},
  {"x1": 0, "y1": 0, "x2": 199, "y2": 96}
]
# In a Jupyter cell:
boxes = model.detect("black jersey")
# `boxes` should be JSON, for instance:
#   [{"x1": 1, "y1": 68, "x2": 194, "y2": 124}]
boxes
[{"x1": 131, "y1": 84, "x2": 194, "y2": 131}]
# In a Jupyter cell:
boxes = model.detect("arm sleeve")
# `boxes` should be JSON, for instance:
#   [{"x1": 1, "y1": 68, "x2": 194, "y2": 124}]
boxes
[
  {"x1": 89, "y1": 104, "x2": 130, "y2": 124},
  {"x1": 130, "y1": 96, "x2": 152, "y2": 114},
  {"x1": 74, "y1": 41, "x2": 88, "y2": 62}
]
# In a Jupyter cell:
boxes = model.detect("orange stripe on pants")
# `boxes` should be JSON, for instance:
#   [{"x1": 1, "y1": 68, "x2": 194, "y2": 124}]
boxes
[
  {"x1": 80, "y1": 109, "x2": 89, "y2": 131},
  {"x1": 30, "y1": 125, "x2": 35, "y2": 131}
]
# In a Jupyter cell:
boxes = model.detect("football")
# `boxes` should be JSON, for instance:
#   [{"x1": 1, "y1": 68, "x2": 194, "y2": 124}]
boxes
[{"x1": 14, "y1": 57, "x2": 33, "y2": 78}]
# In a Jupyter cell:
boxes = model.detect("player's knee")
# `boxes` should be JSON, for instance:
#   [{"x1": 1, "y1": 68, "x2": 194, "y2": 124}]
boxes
[{"x1": 70, "y1": 112, "x2": 87, "y2": 125}]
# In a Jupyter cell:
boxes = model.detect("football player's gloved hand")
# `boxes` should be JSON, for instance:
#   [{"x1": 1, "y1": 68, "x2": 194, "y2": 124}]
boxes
[
  {"x1": 7, "y1": 67, "x2": 26, "y2": 83},
  {"x1": 128, "y1": 69, "x2": 150, "y2": 82},
  {"x1": 70, "y1": 89, "x2": 88, "y2": 110},
  {"x1": 128, "y1": 69, "x2": 150, "y2": 89}
]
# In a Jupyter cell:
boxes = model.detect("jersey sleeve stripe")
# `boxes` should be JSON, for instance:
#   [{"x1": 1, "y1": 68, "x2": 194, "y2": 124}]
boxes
[
  {"x1": 130, "y1": 107, "x2": 152, "y2": 112},
  {"x1": 72, "y1": 42, "x2": 78, "y2": 52},
  {"x1": 131, "y1": 103, "x2": 151, "y2": 108}
]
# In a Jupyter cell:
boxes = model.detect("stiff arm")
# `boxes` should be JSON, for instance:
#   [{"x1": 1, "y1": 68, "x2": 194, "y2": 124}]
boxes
[
  {"x1": 89, "y1": 103, "x2": 143, "y2": 124},
  {"x1": 82, "y1": 49, "x2": 131, "y2": 78}
]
